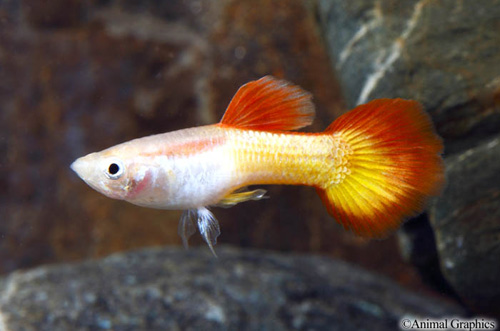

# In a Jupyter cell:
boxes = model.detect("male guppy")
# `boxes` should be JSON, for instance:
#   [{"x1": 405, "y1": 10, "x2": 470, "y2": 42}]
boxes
[{"x1": 71, "y1": 76, "x2": 444, "y2": 255}]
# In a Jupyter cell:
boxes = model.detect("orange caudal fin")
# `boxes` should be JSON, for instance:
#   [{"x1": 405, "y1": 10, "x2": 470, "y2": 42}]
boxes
[
  {"x1": 220, "y1": 76, "x2": 315, "y2": 131},
  {"x1": 317, "y1": 99, "x2": 444, "y2": 238}
]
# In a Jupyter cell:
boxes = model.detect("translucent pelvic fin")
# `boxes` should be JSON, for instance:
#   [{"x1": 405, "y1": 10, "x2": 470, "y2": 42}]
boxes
[
  {"x1": 177, "y1": 208, "x2": 221, "y2": 257},
  {"x1": 196, "y1": 207, "x2": 221, "y2": 257},
  {"x1": 178, "y1": 210, "x2": 197, "y2": 249}
]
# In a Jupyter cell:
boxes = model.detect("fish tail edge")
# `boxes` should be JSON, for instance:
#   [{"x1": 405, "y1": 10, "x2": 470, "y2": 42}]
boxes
[{"x1": 317, "y1": 98, "x2": 444, "y2": 238}]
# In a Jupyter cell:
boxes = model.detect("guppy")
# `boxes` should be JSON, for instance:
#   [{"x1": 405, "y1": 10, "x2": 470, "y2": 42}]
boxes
[{"x1": 71, "y1": 76, "x2": 444, "y2": 255}]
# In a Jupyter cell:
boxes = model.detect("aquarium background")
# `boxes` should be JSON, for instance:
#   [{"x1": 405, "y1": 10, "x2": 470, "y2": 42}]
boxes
[{"x1": 1, "y1": 0, "x2": 499, "y2": 328}]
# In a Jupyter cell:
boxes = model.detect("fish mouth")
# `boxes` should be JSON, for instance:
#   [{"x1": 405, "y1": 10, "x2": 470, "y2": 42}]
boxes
[
  {"x1": 70, "y1": 155, "x2": 98, "y2": 187},
  {"x1": 70, "y1": 158, "x2": 87, "y2": 180}
]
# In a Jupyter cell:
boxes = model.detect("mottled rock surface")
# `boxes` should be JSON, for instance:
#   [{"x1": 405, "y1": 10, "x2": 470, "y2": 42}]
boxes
[
  {"x1": 430, "y1": 136, "x2": 500, "y2": 315},
  {"x1": 0, "y1": 247, "x2": 464, "y2": 331},
  {"x1": 318, "y1": 0, "x2": 500, "y2": 154}
]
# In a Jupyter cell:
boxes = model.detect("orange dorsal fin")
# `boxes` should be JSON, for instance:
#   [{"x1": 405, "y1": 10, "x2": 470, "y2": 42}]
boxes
[{"x1": 220, "y1": 76, "x2": 315, "y2": 131}]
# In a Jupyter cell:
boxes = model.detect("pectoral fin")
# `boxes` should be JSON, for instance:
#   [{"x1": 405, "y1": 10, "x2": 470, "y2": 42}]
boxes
[{"x1": 216, "y1": 188, "x2": 268, "y2": 208}]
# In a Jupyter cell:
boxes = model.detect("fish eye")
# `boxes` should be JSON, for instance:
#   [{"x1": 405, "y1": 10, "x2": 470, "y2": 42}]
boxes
[{"x1": 105, "y1": 159, "x2": 124, "y2": 180}]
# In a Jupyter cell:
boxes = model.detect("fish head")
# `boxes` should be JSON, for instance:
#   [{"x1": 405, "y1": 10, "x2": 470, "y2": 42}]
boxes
[{"x1": 71, "y1": 150, "x2": 139, "y2": 201}]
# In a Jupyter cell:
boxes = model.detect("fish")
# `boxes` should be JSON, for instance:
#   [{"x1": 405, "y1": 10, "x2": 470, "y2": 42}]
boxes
[{"x1": 71, "y1": 76, "x2": 444, "y2": 255}]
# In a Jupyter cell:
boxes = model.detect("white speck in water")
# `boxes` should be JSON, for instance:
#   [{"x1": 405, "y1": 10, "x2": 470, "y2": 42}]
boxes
[
  {"x1": 444, "y1": 259, "x2": 455, "y2": 269},
  {"x1": 205, "y1": 304, "x2": 226, "y2": 323},
  {"x1": 234, "y1": 46, "x2": 247, "y2": 60},
  {"x1": 234, "y1": 264, "x2": 245, "y2": 277}
]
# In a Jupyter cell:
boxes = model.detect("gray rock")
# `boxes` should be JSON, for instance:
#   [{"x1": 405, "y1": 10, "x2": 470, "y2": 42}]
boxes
[
  {"x1": 0, "y1": 246, "x2": 464, "y2": 331},
  {"x1": 430, "y1": 136, "x2": 500, "y2": 315},
  {"x1": 318, "y1": 0, "x2": 500, "y2": 154}
]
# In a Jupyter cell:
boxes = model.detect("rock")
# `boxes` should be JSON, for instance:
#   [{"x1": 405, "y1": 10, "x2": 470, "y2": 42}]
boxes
[
  {"x1": 318, "y1": 0, "x2": 500, "y2": 154},
  {"x1": 397, "y1": 216, "x2": 457, "y2": 298},
  {"x1": 430, "y1": 135, "x2": 500, "y2": 315},
  {"x1": 0, "y1": 246, "x2": 464, "y2": 331}
]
